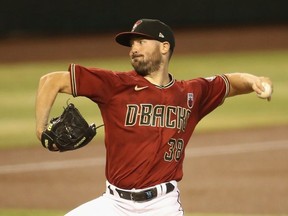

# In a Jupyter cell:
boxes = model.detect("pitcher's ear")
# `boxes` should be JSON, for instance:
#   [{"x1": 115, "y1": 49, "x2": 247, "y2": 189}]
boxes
[{"x1": 161, "y1": 41, "x2": 170, "y2": 54}]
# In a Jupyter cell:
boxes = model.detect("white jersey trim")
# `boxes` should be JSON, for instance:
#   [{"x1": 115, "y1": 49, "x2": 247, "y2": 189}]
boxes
[
  {"x1": 154, "y1": 73, "x2": 175, "y2": 89},
  {"x1": 219, "y1": 74, "x2": 230, "y2": 103},
  {"x1": 70, "y1": 63, "x2": 77, "y2": 97}
]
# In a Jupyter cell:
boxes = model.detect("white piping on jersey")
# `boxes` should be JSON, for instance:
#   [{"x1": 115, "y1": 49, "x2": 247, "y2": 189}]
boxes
[
  {"x1": 70, "y1": 63, "x2": 77, "y2": 97},
  {"x1": 154, "y1": 73, "x2": 175, "y2": 89},
  {"x1": 218, "y1": 74, "x2": 230, "y2": 105},
  {"x1": 220, "y1": 74, "x2": 230, "y2": 98}
]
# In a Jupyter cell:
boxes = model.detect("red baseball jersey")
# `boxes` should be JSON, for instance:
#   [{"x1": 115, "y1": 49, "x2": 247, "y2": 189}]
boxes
[{"x1": 69, "y1": 63, "x2": 230, "y2": 189}]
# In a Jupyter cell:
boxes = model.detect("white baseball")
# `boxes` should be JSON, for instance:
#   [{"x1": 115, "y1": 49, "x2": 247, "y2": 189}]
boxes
[{"x1": 257, "y1": 82, "x2": 272, "y2": 99}]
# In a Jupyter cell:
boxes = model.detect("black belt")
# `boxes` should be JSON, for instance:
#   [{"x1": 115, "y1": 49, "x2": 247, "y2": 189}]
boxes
[{"x1": 109, "y1": 182, "x2": 175, "y2": 202}]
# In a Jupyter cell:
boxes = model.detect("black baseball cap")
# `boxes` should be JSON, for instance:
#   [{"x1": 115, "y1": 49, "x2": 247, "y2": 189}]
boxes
[{"x1": 115, "y1": 19, "x2": 175, "y2": 51}]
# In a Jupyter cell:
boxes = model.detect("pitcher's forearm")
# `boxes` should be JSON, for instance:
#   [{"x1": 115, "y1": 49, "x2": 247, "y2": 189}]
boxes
[
  {"x1": 225, "y1": 73, "x2": 272, "y2": 98},
  {"x1": 35, "y1": 72, "x2": 72, "y2": 140}
]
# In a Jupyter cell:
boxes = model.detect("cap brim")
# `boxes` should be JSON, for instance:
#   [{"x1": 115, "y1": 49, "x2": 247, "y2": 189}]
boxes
[{"x1": 115, "y1": 32, "x2": 154, "y2": 47}]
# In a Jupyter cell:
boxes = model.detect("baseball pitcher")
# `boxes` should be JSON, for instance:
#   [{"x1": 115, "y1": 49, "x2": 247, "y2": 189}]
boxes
[{"x1": 35, "y1": 19, "x2": 273, "y2": 216}]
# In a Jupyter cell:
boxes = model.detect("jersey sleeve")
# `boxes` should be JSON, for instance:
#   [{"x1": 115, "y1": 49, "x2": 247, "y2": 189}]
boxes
[
  {"x1": 68, "y1": 63, "x2": 119, "y2": 104},
  {"x1": 196, "y1": 75, "x2": 230, "y2": 120}
]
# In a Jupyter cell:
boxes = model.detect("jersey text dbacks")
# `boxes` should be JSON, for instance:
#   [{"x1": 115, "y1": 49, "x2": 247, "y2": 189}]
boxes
[{"x1": 125, "y1": 104, "x2": 191, "y2": 132}]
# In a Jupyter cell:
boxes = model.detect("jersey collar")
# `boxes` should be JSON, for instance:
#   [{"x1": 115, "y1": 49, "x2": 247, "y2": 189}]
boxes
[{"x1": 154, "y1": 73, "x2": 175, "y2": 89}]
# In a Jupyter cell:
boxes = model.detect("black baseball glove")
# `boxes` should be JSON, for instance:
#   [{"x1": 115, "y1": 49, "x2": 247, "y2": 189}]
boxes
[{"x1": 41, "y1": 103, "x2": 98, "y2": 152}]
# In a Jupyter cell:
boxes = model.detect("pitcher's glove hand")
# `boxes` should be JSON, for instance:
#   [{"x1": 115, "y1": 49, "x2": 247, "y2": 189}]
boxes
[{"x1": 41, "y1": 103, "x2": 97, "y2": 152}]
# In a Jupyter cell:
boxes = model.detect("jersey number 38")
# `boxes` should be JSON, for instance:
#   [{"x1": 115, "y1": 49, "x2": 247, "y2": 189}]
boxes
[{"x1": 164, "y1": 138, "x2": 184, "y2": 162}]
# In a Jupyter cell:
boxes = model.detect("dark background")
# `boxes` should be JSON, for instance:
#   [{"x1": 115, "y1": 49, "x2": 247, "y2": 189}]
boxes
[{"x1": 1, "y1": 0, "x2": 288, "y2": 37}]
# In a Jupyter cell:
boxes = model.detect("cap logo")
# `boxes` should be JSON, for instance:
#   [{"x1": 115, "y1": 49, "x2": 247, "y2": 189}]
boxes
[
  {"x1": 159, "y1": 32, "x2": 165, "y2": 38},
  {"x1": 132, "y1": 20, "x2": 142, "y2": 32}
]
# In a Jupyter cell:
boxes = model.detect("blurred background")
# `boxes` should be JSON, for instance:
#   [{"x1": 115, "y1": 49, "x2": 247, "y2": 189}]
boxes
[
  {"x1": 1, "y1": 0, "x2": 288, "y2": 37},
  {"x1": 1, "y1": 0, "x2": 288, "y2": 62}
]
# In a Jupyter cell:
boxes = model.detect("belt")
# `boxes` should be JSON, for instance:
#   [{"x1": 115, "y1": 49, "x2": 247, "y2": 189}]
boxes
[{"x1": 109, "y1": 182, "x2": 175, "y2": 202}]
